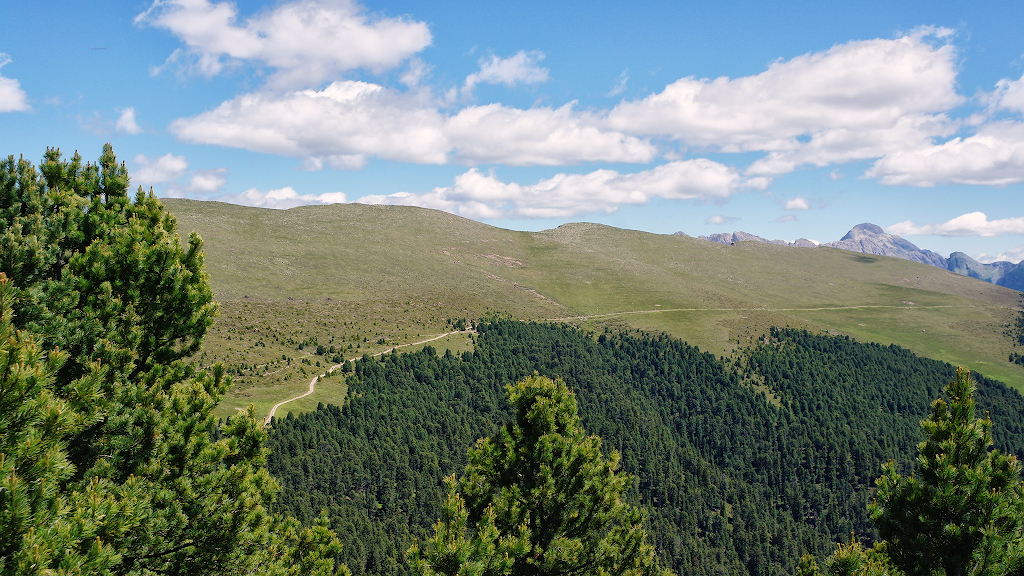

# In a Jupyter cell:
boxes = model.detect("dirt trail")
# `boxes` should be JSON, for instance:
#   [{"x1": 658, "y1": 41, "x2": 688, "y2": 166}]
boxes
[
  {"x1": 264, "y1": 329, "x2": 473, "y2": 425},
  {"x1": 546, "y1": 304, "x2": 959, "y2": 323}
]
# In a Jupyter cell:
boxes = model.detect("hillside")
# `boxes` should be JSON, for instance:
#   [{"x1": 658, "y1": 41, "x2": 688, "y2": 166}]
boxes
[{"x1": 162, "y1": 199, "x2": 1024, "y2": 415}]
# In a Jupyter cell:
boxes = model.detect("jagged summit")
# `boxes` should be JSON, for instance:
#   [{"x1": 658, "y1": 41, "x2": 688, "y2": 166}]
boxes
[{"x1": 688, "y1": 230, "x2": 818, "y2": 248}]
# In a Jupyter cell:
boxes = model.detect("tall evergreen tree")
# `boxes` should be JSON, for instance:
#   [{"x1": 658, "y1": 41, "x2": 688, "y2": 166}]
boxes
[
  {"x1": 867, "y1": 367, "x2": 1024, "y2": 576},
  {"x1": 409, "y1": 374, "x2": 667, "y2": 576},
  {"x1": 0, "y1": 146, "x2": 342, "y2": 575}
]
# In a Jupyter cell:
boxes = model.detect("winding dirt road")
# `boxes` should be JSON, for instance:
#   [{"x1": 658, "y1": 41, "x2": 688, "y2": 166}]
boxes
[{"x1": 264, "y1": 329, "x2": 473, "y2": 425}]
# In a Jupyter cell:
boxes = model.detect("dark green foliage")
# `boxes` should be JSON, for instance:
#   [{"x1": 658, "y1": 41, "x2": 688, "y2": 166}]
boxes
[
  {"x1": 0, "y1": 146, "x2": 342, "y2": 575},
  {"x1": 869, "y1": 368, "x2": 1024, "y2": 576},
  {"x1": 410, "y1": 375, "x2": 665, "y2": 576},
  {"x1": 267, "y1": 321, "x2": 1024, "y2": 576}
]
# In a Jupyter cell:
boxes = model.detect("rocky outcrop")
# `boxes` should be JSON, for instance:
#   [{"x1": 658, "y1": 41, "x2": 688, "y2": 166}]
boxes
[
  {"x1": 946, "y1": 252, "x2": 1024, "y2": 291},
  {"x1": 694, "y1": 231, "x2": 816, "y2": 247}
]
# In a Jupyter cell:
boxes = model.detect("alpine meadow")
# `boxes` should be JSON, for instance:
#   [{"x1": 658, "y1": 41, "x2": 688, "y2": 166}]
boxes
[{"x1": 4, "y1": 145, "x2": 1024, "y2": 576}]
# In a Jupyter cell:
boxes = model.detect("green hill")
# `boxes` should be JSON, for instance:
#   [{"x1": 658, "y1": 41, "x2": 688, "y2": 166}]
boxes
[{"x1": 161, "y1": 199, "x2": 1024, "y2": 416}]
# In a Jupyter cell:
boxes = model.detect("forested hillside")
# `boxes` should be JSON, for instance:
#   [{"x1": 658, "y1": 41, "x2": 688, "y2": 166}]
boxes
[{"x1": 265, "y1": 320, "x2": 1024, "y2": 576}]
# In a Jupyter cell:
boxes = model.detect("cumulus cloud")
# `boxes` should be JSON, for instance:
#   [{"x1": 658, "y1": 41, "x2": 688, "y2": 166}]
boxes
[
  {"x1": 169, "y1": 81, "x2": 657, "y2": 166},
  {"x1": 133, "y1": 153, "x2": 189, "y2": 185},
  {"x1": 976, "y1": 246, "x2": 1024, "y2": 264},
  {"x1": 992, "y1": 73, "x2": 1024, "y2": 114},
  {"x1": 116, "y1": 107, "x2": 143, "y2": 134},
  {"x1": 225, "y1": 186, "x2": 347, "y2": 209},
  {"x1": 182, "y1": 168, "x2": 228, "y2": 193},
  {"x1": 784, "y1": 196, "x2": 810, "y2": 210},
  {"x1": 706, "y1": 214, "x2": 739, "y2": 225},
  {"x1": 607, "y1": 28, "x2": 960, "y2": 174},
  {"x1": 0, "y1": 54, "x2": 29, "y2": 112},
  {"x1": 357, "y1": 160, "x2": 768, "y2": 219},
  {"x1": 170, "y1": 81, "x2": 449, "y2": 163},
  {"x1": 463, "y1": 51, "x2": 549, "y2": 96},
  {"x1": 886, "y1": 212, "x2": 1024, "y2": 237},
  {"x1": 136, "y1": 0, "x2": 431, "y2": 88},
  {"x1": 133, "y1": 153, "x2": 228, "y2": 197}
]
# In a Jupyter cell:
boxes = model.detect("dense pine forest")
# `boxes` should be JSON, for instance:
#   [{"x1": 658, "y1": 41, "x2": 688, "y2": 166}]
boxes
[{"x1": 265, "y1": 319, "x2": 1024, "y2": 576}]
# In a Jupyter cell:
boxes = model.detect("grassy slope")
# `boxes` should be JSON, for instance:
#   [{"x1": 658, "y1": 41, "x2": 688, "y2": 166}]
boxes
[{"x1": 163, "y1": 199, "x2": 1024, "y2": 417}]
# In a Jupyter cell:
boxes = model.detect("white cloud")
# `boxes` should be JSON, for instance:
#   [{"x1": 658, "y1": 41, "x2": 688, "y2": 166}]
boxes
[
  {"x1": 116, "y1": 107, "x2": 143, "y2": 134},
  {"x1": 992, "y1": 73, "x2": 1024, "y2": 114},
  {"x1": 866, "y1": 121, "x2": 1024, "y2": 186},
  {"x1": 183, "y1": 168, "x2": 228, "y2": 193},
  {"x1": 976, "y1": 246, "x2": 1024, "y2": 264},
  {"x1": 133, "y1": 153, "x2": 189, "y2": 185},
  {"x1": 706, "y1": 214, "x2": 739, "y2": 225},
  {"x1": 447, "y1": 103, "x2": 656, "y2": 165},
  {"x1": 169, "y1": 81, "x2": 657, "y2": 166},
  {"x1": 301, "y1": 154, "x2": 368, "y2": 171},
  {"x1": 136, "y1": 0, "x2": 431, "y2": 88},
  {"x1": 170, "y1": 81, "x2": 450, "y2": 163},
  {"x1": 400, "y1": 57, "x2": 431, "y2": 88},
  {"x1": 606, "y1": 70, "x2": 628, "y2": 97},
  {"x1": 607, "y1": 28, "x2": 961, "y2": 174},
  {"x1": 225, "y1": 186, "x2": 348, "y2": 209},
  {"x1": 886, "y1": 212, "x2": 1024, "y2": 237},
  {"x1": 464, "y1": 51, "x2": 549, "y2": 96},
  {"x1": 357, "y1": 160, "x2": 768, "y2": 219},
  {"x1": 0, "y1": 54, "x2": 29, "y2": 113},
  {"x1": 133, "y1": 153, "x2": 229, "y2": 197},
  {"x1": 774, "y1": 215, "x2": 798, "y2": 223},
  {"x1": 784, "y1": 196, "x2": 810, "y2": 210}
]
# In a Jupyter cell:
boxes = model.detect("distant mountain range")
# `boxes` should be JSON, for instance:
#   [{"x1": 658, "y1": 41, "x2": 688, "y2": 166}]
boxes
[{"x1": 677, "y1": 223, "x2": 1024, "y2": 291}]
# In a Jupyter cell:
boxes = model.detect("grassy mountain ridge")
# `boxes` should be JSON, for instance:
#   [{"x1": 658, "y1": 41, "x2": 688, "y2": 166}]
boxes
[{"x1": 162, "y1": 199, "x2": 1024, "y2": 413}]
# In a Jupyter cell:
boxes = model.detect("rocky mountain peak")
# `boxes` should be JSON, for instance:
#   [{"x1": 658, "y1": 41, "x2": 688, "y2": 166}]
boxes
[
  {"x1": 824, "y1": 223, "x2": 947, "y2": 268},
  {"x1": 841, "y1": 223, "x2": 885, "y2": 239}
]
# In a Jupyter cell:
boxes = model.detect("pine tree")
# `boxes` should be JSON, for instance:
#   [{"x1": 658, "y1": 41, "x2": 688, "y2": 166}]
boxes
[
  {"x1": 0, "y1": 146, "x2": 343, "y2": 575},
  {"x1": 409, "y1": 374, "x2": 668, "y2": 576},
  {"x1": 868, "y1": 367, "x2": 1024, "y2": 576}
]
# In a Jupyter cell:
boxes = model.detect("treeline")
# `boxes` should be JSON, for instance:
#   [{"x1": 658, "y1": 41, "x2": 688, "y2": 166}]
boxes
[{"x1": 266, "y1": 320, "x2": 1024, "y2": 576}]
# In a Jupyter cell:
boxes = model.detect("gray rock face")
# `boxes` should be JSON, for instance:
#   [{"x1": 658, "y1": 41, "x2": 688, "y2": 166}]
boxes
[
  {"x1": 822, "y1": 223, "x2": 948, "y2": 268},
  {"x1": 945, "y1": 251, "x2": 1024, "y2": 291},
  {"x1": 677, "y1": 223, "x2": 1023, "y2": 291},
  {"x1": 695, "y1": 231, "x2": 811, "y2": 247}
]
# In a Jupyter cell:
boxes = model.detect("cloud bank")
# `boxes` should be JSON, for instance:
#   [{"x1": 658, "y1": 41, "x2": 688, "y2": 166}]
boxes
[
  {"x1": 357, "y1": 160, "x2": 768, "y2": 219},
  {"x1": 169, "y1": 81, "x2": 657, "y2": 166},
  {"x1": 224, "y1": 187, "x2": 348, "y2": 209},
  {"x1": 887, "y1": 212, "x2": 1024, "y2": 237}
]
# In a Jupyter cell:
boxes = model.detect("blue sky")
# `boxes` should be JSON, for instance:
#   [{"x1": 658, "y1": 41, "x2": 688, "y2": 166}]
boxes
[{"x1": 3, "y1": 0, "x2": 1024, "y2": 262}]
